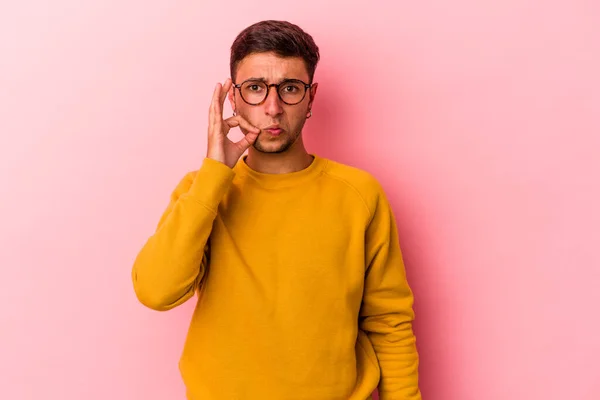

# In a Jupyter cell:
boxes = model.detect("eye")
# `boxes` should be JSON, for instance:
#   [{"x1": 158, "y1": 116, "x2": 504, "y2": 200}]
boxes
[
  {"x1": 242, "y1": 81, "x2": 265, "y2": 92},
  {"x1": 283, "y1": 84, "x2": 300, "y2": 93}
]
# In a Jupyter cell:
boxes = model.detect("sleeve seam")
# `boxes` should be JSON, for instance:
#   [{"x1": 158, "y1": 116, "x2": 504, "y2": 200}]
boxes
[{"x1": 322, "y1": 171, "x2": 373, "y2": 222}]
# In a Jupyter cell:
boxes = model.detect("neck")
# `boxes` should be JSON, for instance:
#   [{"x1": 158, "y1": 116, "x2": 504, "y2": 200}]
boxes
[{"x1": 245, "y1": 137, "x2": 314, "y2": 174}]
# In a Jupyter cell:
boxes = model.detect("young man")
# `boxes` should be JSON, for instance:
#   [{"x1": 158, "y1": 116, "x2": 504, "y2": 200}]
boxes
[{"x1": 132, "y1": 20, "x2": 421, "y2": 400}]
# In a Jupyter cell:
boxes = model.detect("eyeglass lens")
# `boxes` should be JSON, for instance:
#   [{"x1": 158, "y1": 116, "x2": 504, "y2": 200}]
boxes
[{"x1": 240, "y1": 80, "x2": 306, "y2": 105}]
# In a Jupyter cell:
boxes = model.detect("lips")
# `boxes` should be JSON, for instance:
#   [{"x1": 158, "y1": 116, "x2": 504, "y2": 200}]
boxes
[
  {"x1": 266, "y1": 128, "x2": 283, "y2": 136},
  {"x1": 264, "y1": 125, "x2": 283, "y2": 136}
]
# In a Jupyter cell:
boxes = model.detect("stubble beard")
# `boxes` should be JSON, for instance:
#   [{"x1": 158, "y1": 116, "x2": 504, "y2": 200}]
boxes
[{"x1": 252, "y1": 125, "x2": 304, "y2": 154}]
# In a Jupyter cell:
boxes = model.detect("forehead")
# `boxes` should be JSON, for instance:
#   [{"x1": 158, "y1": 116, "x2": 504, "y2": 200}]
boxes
[{"x1": 235, "y1": 52, "x2": 309, "y2": 83}]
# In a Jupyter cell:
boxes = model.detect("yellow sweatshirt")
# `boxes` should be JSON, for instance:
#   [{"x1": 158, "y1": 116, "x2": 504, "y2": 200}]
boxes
[{"x1": 132, "y1": 154, "x2": 421, "y2": 400}]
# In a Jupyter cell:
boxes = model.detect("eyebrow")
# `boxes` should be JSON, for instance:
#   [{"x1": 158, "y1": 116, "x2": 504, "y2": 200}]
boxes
[{"x1": 242, "y1": 77, "x2": 304, "y2": 84}]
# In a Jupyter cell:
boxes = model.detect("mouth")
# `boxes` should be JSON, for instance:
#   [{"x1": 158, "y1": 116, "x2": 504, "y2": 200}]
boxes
[{"x1": 264, "y1": 126, "x2": 284, "y2": 136}]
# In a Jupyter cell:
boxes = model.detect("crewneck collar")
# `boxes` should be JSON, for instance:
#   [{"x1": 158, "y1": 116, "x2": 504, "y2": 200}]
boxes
[{"x1": 234, "y1": 153, "x2": 327, "y2": 189}]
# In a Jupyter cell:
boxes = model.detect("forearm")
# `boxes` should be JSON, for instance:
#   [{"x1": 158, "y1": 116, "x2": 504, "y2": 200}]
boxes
[
  {"x1": 132, "y1": 196, "x2": 215, "y2": 310},
  {"x1": 365, "y1": 320, "x2": 420, "y2": 399},
  {"x1": 132, "y1": 158, "x2": 234, "y2": 310}
]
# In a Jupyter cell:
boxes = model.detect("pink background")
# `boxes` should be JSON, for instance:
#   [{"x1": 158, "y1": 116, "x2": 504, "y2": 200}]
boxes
[{"x1": 1, "y1": 1, "x2": 599, "y2": 399}]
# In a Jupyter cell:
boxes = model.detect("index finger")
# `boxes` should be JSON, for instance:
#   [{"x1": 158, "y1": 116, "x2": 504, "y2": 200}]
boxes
[{"x1": 224, "y1": 115, "x2": 260, "y2": 133}]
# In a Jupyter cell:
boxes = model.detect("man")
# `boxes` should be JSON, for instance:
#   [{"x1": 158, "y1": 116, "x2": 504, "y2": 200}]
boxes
[{"x1": 132, "y1": 20, "x2": 421, "y2": 400}]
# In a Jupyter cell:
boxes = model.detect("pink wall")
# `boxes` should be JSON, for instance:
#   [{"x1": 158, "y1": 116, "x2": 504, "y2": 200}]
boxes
[{"x1": 1, "y1": 1, "x2": 599, "y2": 399}]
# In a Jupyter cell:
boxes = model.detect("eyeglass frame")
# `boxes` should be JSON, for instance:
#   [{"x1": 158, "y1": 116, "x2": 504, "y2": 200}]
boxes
[{"x1": 232, "y1": 78, "x2": 314, "y2": 106}]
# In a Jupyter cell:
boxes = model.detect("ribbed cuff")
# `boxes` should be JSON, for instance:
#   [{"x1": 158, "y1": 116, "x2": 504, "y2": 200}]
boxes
[{"x1": 187, "y1": 157, "x2": 235, "y2": 212}]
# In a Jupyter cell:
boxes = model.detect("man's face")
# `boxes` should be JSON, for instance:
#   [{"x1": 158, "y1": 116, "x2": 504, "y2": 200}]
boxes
[{"x1": 228, "y1": 52, "x2": 318, "y2": 154}]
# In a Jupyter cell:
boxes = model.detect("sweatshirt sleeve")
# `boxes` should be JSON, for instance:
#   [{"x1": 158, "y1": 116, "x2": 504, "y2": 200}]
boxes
[
  {"x1": 359, "y1": 186, "x2": 421, "y2": 399},
  {"x1": 131, "y1": 157, "x2": 235, "y2": 311}
]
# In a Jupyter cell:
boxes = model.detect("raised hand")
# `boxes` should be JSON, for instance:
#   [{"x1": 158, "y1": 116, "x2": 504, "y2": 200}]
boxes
[{"x1": 206, "y1": 78, "x2": 261, "y2": 168}]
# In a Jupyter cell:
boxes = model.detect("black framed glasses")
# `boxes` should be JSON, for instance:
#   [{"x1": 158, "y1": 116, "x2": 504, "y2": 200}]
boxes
[{"x1": 233, "y1": 79, "x2": 312, "y2": 105}]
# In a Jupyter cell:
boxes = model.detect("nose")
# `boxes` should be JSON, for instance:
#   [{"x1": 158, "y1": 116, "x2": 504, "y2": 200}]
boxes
[{"x1": 263, "y1": 86, "x2": 283, "y2": 117}]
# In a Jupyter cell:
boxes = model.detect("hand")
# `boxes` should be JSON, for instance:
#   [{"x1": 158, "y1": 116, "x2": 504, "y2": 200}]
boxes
[{"x1": 206, "y1": 78, "x2": 261, "y2": 169}]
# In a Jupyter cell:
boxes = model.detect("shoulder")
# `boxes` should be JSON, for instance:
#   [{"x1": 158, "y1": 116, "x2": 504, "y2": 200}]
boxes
[{"x1": 320, "y1": 157, "x2": 387, "y2": 216}]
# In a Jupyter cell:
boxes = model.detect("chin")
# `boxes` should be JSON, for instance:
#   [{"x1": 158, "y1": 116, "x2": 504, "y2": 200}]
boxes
[
  {"x1": 253, "y1": 143, "x2": 290, "y2": 154},
  {"x1": 253, "y1": 137, "x2": 294, "y2": 154}
]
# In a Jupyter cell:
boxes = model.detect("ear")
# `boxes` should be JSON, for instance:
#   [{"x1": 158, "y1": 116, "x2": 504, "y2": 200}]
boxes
[
  {"x1": 228, "y1": 85, "x2": 236, "y2": 114},
  {"x1": 308, "y1": 82, "x2": 318, "y2": 109}
]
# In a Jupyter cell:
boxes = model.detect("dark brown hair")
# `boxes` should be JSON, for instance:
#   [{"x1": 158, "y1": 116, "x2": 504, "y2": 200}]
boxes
[{"x1": 230, "y1": 20, "x2": 320, "y2": 83}]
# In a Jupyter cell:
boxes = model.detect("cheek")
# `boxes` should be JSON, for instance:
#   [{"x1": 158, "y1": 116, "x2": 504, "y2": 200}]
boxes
[
  {"x1": 237, "y1": 107, "x2": 261, "y2": 127},
  {"x1": 290, "y1": 108, "x2": 309, "y2": 124},
  {"x1": 241, "y1": 104, "x2": 260, "y2": 115}
]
